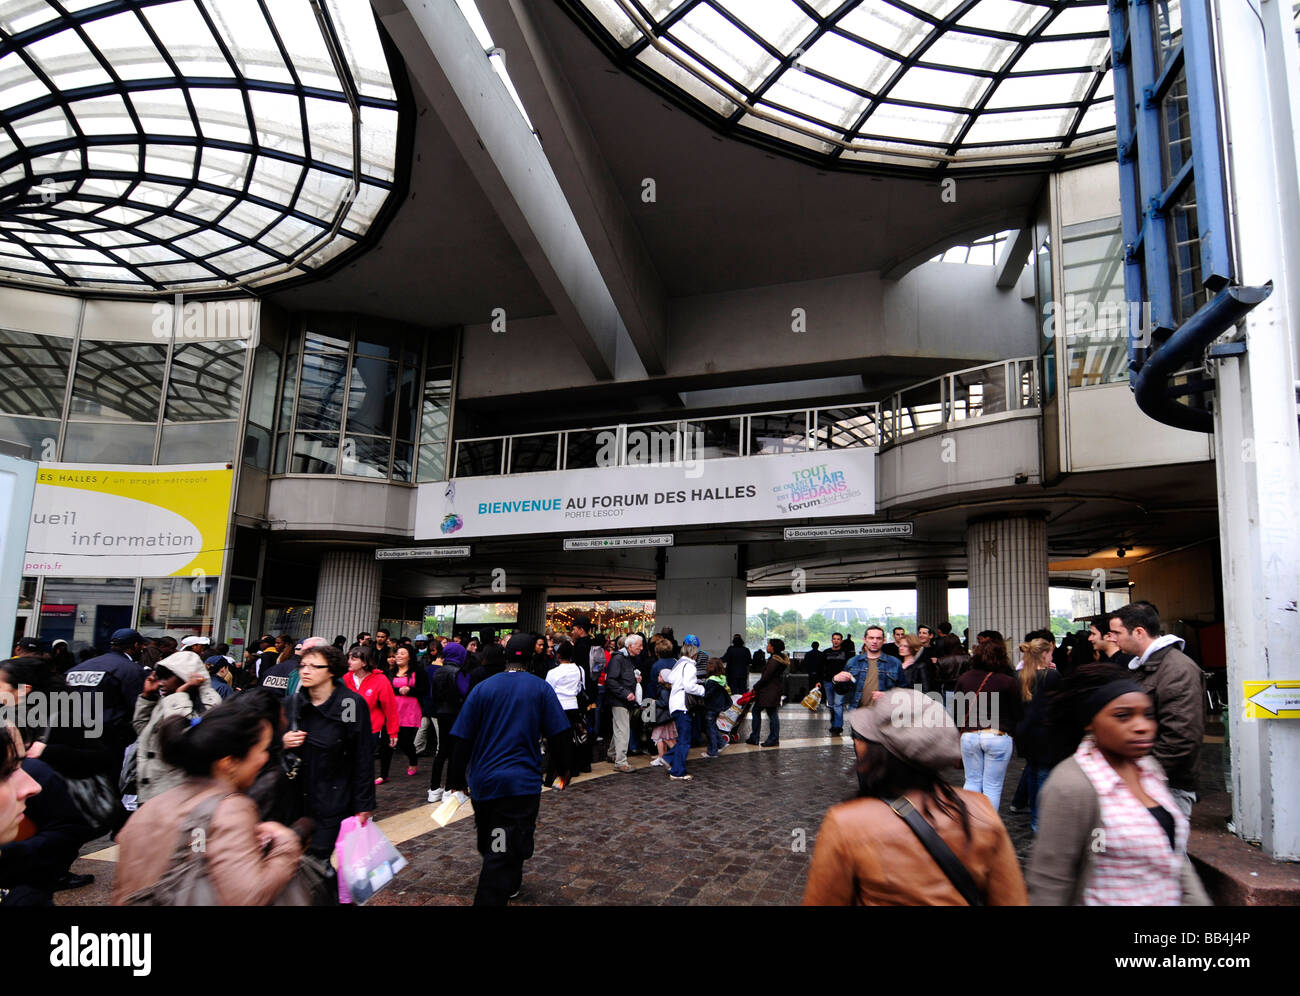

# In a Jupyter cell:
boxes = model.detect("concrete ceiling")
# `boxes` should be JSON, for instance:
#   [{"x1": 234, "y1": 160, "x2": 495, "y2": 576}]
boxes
[
  {"x1": 271, "y1": 3, "x2": 1050, "y2": 326},
  {"x1": 265, "y1": 68, "x2": 552, "y2": 329},
  {"x1": 527, "y1": 0, "x2": 1048, "y2": 297}
]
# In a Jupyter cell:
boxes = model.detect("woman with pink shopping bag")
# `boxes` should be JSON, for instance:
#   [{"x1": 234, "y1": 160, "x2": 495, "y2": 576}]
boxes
[{"x1": 282, "y1": 643, "x2": 376, "y2": 905}]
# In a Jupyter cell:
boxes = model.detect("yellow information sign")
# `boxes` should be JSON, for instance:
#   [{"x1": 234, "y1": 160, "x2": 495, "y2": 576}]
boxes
[
  {"x1": 24, "y1": 463, "x2": 234, "y2": 579},
  {"x1": 1243, "y1": 681, "x2": 1300, "y2": 719}
]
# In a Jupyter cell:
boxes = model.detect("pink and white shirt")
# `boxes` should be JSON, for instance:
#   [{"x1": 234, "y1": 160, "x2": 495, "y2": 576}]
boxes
[{"x1": 1073, "y1": 736, "x2": 1189, "y2": 906}]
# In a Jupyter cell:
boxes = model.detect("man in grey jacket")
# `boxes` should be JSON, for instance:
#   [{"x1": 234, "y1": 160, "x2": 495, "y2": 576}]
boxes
[
  {"x1": 1108, "y1": 603, "x2": 1205, "y2": 816},
  {"x1": 604, "y1": 634, "x2": 641, "y2": 772}
]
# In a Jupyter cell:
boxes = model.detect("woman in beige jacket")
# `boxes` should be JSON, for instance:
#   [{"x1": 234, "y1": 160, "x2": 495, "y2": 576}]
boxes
[
  {"x1": 113, "y1": 700, "x2": 303, "y2": 906},
  {"x1": 132, "y1": 650, "x2": 224, "y2": 804}
]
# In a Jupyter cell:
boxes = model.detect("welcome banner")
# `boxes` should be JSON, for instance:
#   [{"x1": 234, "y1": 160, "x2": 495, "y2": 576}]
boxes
[
  {"x1": 24, "y1": 463, "x2": 234, "y2": 578},
  {"x1": 416, "y1": 449, "x2": 876, "y2": 540}
]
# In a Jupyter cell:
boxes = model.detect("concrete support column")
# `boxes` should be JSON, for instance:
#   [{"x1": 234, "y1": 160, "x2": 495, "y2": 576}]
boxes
[
  {"x1": 654, "y1": 545, "x2": 746, "y2": 658},
  {"x1": 965, "y1": 515, "x2": 1048, "y2": 651},
  {"x1": 517, "y1": 586, "x2": 548, "y2": 635},
  {"x1": 315, "y1": 550, "x2": 381, "y2": 645},
  {"x1": 1210, "y1": 0, "x2": 1300, "y2": 858},
  {"x1": 916, "y1": 573, "x2": 949, "y2": 632}
]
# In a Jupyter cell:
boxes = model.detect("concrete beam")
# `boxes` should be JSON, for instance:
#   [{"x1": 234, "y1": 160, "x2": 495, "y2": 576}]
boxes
[
  {"x1": 476, "y1": 0, "x2": 669, "y2": 375},
  {"x1": 995, "y1": 227, "x2": 1036, "y2": 289},
  {"x1": 377, "y1": 0, "x2": 627, "y2": 380}
]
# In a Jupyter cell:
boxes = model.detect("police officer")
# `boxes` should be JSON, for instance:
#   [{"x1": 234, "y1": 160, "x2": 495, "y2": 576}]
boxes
[{"x1": 62, "y1": 627, "x2": 147, "y2": 836}]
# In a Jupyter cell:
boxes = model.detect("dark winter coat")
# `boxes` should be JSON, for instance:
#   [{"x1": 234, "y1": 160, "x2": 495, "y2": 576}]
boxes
[{"x1": 284, "y1": 683, "x2": 375, "y2": 854}]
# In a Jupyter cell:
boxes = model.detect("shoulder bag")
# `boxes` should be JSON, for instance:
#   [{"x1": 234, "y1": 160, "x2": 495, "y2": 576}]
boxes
[
  {"x1": 885, "y1": 796, "x2": 985, "y2": 907},
  {"x1": 120, "y1": 793, "x2": 230, "y2": 906}
]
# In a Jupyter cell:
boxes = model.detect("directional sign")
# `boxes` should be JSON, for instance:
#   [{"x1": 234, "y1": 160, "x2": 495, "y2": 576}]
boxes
[
  {"x1": 563, "y1": 534, "x2": 673, "y2": 551},
  {"x1": 784, "y1": 522, "x2": 914, "y2": 541},
  {"x1": 1243, "y1": 680, "x2": 1300, "y2": 719},
  {"x1": 375, "y1": 546, "x2": 471, "y2": 561}
]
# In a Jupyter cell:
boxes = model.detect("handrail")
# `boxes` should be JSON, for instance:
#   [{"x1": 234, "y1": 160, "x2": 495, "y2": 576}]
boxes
[{"x1": 451, "y1": 356, "x2": 1039, "y2": 477}]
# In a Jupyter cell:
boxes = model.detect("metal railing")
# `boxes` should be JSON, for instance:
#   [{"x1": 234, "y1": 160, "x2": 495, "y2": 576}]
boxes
[{"x1": 451, "y1": 357, "x2": 1039, "y2": 478}]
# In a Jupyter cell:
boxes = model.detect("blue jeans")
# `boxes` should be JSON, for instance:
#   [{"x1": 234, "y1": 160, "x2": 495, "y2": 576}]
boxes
[
  {"x1": 704, "y1": 711, "x2": 722, "y2": 755},
  {"x1": 1026, "y1": 763, "x2": 1052, "y2": 832},
  {"x1": 751, "y1": 707, "x2": 779, "y2": 744},
  {"x1": 826, "y1": 686, "x2": 845, "y2": 730},
  {"x1": 960, "y1": 732, "x2": 1014, "y2": 810},
  {"x1": 668, "y1": 711, "x2": 692, "y2": 776}
]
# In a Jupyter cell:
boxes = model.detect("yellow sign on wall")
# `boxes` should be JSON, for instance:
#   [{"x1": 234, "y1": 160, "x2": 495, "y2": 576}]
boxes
[
  {"x1": 1243, "y1": 681, "x2": 1300, "y2": 719},
  {"x1": 24, "y1": 463, "x2": 234, "y2": 579}
]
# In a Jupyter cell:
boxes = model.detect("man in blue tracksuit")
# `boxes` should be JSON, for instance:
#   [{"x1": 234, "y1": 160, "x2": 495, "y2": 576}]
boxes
[{"x1": 846, "y1": 625, "x2": 909, "y2": 708}]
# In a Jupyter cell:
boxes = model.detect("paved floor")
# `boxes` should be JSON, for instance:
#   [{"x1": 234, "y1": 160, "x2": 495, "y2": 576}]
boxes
[{"x1": 64, "y1": 704, "x2": 1050, "y2": 906}]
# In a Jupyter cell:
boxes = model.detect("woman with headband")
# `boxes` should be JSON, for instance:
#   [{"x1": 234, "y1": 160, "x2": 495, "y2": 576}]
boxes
[{"x1": 1026, "y1": 662, "x2": 1210, "y2": 905}]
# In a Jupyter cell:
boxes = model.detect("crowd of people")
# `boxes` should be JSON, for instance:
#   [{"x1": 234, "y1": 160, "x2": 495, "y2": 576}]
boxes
[{"x1": 0, "y1": 599, "x2": 1211, "y2": 907}]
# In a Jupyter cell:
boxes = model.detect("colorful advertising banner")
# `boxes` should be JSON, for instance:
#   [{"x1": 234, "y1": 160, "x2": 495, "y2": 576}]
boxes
[
  {"x1": 416, "y1": 449, "x2": 876, "y2": 540},
  {"x1": 24, "y1": 463, "x2": 234, "y2": 578}
]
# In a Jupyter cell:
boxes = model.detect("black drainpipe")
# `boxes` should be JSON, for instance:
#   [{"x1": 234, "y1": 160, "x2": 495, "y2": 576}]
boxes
[{"x1": 1132, "y1": 283, "x2": 1273, "y2": 433}]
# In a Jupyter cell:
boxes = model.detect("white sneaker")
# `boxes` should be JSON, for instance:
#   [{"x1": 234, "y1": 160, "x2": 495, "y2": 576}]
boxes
[
  {"x1": 650, "y1": 757, "x2": 666, "y2": 767},
  {"x1": 427, "y1": 788, "x2": 443, "y2": 804}
]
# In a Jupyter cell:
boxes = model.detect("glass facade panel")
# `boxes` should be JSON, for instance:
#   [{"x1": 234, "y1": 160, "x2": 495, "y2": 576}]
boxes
[
  {"x1": 1062, "y1": 216, "x2": 1129, "y2": 387},
  {"x1": 1161, "y1": 70, "x2": 1192, "y2": 180},
  {"x1": 37, "y1": 577, "x2": 135, "y2": 655},
  {"x1": 139, "y1": 576, "x2": 216, "y2": 638},
  {"x1": 158, "y1": 420, "x2": 237, "y2": 463},
  {"x1": 0, "y1": 328, "x2": 73, "y2": 417},
  {"x1": 1167, "y1": 183, "x2": 1203, "y2": 325},
  {"x1": 562, "y1": 428, "x2": 610, "y2": 471},
  {"x1": 0, "y1": 414, "x2": 59, "y2": 459},
  {"x1": 1152, "y1": 0, "x2": 1182, "y2": 72},
  {"x1": 262, "y1": 603, "x2": 314, "y2": 643},
  {"x1": 749, "y1": 413, "x2": 807, "y2": 455},
  {"x1": 417, "y1": 369, "x2": 451, "y2": 482},
  {"x1": 292, "y1": 432, "x2": 340, "y2": 474},
  {"x1": 898, "y1": 379, "x2": 943, "y2": 434},
  {"x1": 392, "y1": 441, "x2": 414, "y2": 483},
  {"x1": 509, "y1": 434, "x2": 559, "y2": 474},
  {"x1": 340, "y1": 434, "x2": 391, "y2": 478},
  {"x1": 63, "y1": 420, "x2": 156, "y2": 463},
  {"x1": 624, "y1": 422, "x2": 679, "y2": 466},
  {"x1": 296, "y1": 350, "x2": 347, "y2": 433},
  {"x1": 69, "y1": 340, "x2": 167, "y2": 421},
  {"x1": 684, "y1": 417, "x2": 742, "y2": 460},
  {"x1": 455, "y1": 438, "x2": 504, "y2": 477},
  {"x1": 166, "y1": 339, "x2": 246, "y2": 421},
  {"x1": 346, "y1": 354, "x2": 396, "y2": 436},
  {"x1": 950, "y1": 366, "x2": 1007, "y2": 421},
  {"x1": 815, "y1": 408, "x2": 879, "y2": 450}
]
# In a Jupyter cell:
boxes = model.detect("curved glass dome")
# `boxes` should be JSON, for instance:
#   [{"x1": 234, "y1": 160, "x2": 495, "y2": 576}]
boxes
[
  {"x1": 563, "y1": 0, "x2": 1116, "y2": 173},
  {"x1": 0, "y1": 0, "x2": 405, "y2": 293}
]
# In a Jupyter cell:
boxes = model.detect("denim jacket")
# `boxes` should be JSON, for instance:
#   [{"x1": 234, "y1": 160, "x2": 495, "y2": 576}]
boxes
[{"x1": 846, "y1": 653, "x2": 909, "y2": 706}]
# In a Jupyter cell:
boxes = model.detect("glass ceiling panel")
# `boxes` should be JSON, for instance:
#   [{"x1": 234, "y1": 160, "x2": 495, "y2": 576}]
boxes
[
  {"x1": 0, "y1": 0, "x2": 403, "y2": 293},
  {"x1": 566, "y1": 0, "x2": 1115, "y2": 173}
]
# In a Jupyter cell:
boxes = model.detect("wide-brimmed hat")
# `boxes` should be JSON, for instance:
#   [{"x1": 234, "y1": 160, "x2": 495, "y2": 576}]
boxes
[{"x1": 847, "y1": 688, "x2": 960, "y2": 771}]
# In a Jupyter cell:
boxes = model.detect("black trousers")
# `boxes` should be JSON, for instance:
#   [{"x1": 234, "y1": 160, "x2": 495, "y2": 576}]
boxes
[
  {"x1": 472, "y1": 793, "x2": 541, "y2": 906},
  {"x1": 379, "y1": 727, "x2": 419, "y2": 779}
]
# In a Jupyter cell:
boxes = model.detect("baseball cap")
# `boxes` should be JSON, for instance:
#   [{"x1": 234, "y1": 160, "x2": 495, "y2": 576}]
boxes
[
  {"x1": 683, "y1": 634, "x2": 700, "y2": 647},
  {"x1": 205, "y1": 654, "x2": 229, "y2": 667},
  {"x1": 504, "y1": 632, "x2": 534, "y2": 661},
  {"x1": 846, "y1": 687, "x2": 960, "y2": 772},
  {"x1": 111, "y1": 628, "x2": 143, "y2": 644},
  {"x1": 180, "y1": 635, "x2": 210, "y2": 650},
  {"x1": 15, "y1": 636, "x2": 41, "y2": 652}
]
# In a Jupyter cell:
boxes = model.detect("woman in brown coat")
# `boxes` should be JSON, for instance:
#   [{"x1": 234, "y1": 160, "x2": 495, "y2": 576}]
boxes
[
  {"x1": 803, "y1": 688, "x2": 1027, "y2": 906},
  {"x1": 746, "y1": 638, "x2": 789, "y2": 747},
  {"x1": 112, "y1": 700, "x2": 304, "y2": 906}
]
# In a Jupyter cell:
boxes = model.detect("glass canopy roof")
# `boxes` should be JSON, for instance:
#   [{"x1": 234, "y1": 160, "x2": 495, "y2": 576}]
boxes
[
  {"x1": 562, "y1": 0, "x2": 1116, "y2": 173},
  {"x1": 0, "y1": 0, "x2": 404, "y2": 294}
]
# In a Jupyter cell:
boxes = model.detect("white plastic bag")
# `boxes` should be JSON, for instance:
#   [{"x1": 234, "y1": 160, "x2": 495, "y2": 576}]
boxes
[{"x1": 335, "y1": 816, "x2": 408, "y2": 905}]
